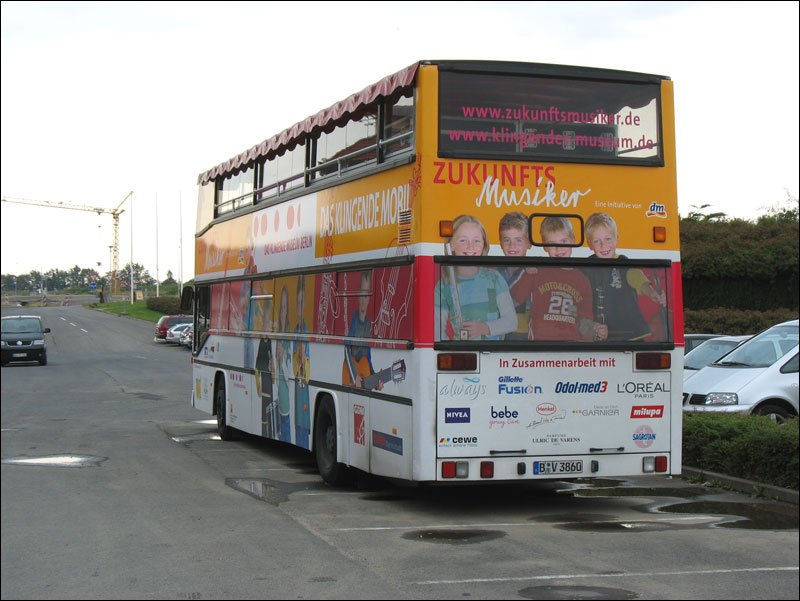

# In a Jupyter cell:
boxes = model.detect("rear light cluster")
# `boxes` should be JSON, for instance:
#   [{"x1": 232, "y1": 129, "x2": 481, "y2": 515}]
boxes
[
  {"x1": 437, "y1": 352, "x2": 477, "y2": 371},
  {"x1": 643, "y1": 455, "x2": 669, "y2": 473},
  {"x1": 440, "y1": 461, "x2": 494, "y2": 479},
  {"x1": 441, "y1": 456, "x2": 669, "y2": 479}
]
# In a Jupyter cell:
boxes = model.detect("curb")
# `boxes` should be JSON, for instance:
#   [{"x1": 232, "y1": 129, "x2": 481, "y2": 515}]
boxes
[{"x1": 682, "y1": 466, "x2": 799, "y2": 505}]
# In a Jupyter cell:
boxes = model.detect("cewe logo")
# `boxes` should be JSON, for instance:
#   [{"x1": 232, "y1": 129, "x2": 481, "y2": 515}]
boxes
[{"x1": 631, "y1": 405, "x2": 664, "y2": 419}]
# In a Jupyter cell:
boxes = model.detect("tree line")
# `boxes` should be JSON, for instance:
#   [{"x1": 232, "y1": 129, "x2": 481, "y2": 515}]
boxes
[
  {"x1": 0, "y1": 263, "x2": 181, "y2": 296},
  {"x1": 2, "y1": 201, "x2": 797, "y2": 315}
]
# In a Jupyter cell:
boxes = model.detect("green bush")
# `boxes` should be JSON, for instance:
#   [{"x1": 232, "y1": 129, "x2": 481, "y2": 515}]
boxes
[
  {"x1": 683, "y1": 412, "x2": 799, "y2": 490},
  {"x1": 684, "y1": 307, "x2": 799, "y2": 335},
  {"x1": 145, "y1": 296, "x2": 182, "y2": 315}
]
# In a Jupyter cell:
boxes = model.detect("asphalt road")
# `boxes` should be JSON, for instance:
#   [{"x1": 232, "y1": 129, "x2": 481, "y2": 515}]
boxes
[{"x1": 2, "y1": 305, "x2": 798, "y2": 600}]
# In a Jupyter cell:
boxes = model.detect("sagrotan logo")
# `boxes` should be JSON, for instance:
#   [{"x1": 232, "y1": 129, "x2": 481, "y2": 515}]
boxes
[{"x1": 633, "y1": 425, "x2": 656, "y2": 448}]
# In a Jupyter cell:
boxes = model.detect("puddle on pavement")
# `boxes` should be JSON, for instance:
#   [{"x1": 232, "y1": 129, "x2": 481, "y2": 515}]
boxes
[
  {"x1": 657, "y1": 500, "x2": 799, "y2": 530},
  {"x1": 402, "y1": 528, "x2": 505, "y2": 544},
  {"x1": 2, "y1": 454, "x2": 107, "y2": 467},
  {"x1": 226, "y1": 478, "x2": 326, "y2": 506},
  {"x1": 131, "y1": 392, "x2": 164, "y2": 400},
  {"x1": 170, "y1": 432, "x2": 221, "y2": 443},
  {"x1": 519, "y1": 585, "x2": 637, "y2": 600},
  {"x1": 569, "y1": 486, "x2": 707, "y2": 499}
]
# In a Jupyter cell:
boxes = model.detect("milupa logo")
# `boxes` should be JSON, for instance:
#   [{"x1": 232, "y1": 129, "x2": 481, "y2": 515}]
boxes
[{"x1": 631, "y1": 405, "x2": 664, "y2": 419}]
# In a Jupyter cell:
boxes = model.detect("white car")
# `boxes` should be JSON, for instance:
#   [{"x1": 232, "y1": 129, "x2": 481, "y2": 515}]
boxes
[
  {"x1": 165, "y1": 322, "x2": 191, "y2": 344},
  {"x1": 683, "y1": 319, "x2": 799, "y2": 423},
  {"x1": 683, "y1": 335, "x2": 751, "y2": 382}
]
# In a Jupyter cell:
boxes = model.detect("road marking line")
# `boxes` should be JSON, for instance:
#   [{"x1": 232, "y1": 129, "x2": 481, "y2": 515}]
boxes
[
  {"x1": 414, "y1": 566, "x2": 799, "y2": 585},
  {"x1": 334, "y1": 516, "x2": 713, "y2": 531}
]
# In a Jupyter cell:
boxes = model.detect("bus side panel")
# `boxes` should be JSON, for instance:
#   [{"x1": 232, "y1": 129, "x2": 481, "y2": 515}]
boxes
[
  {"x1": 369, "y1": 400, "x2": 413, "y2": 480},
  {"x1": 192, "y1": 361, "x2": 214, "y2": 415},
  {"x1": 346, "y1": 395, "x2": 370, "y2": 473}
]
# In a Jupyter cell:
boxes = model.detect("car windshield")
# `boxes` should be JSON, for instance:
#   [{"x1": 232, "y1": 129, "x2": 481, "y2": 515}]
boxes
[
  {"x1": 2, "y1": 318, "x2": 41, "y2": 334},
  {"x1": 715, "y1": 323, "x2": 799, "y2": 368},
  {"x1": 684, "y1": 339, "x2": 741, "y2": 370}
]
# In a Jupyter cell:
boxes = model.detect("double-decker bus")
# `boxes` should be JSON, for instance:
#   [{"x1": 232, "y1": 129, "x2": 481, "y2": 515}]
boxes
[{"x1": 186, "y1": 60, "x2": 682, "y2": 485}]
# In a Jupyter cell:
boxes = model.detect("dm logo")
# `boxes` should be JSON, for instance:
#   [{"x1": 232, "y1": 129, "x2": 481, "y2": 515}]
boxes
[{"x1": 645, "y1": 201, "x2": 668, "y2": 219}]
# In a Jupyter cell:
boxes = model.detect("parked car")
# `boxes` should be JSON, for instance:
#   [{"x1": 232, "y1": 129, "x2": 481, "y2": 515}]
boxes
[
  {"x1": 1, "y1": 315, "x2": 51, "y2": 366},
  {"x1": 179, "y1": 323, "x2": 194, "y2": 349},
  {"x1": 154, "y1": 315, "x2": 192, "y2": 342},
  {"x1": 683, "y1": 319, "x2": 799, "y2": 423},
  {"x1": 684, "y1": 333, "x2": 723, "y2": 354},
  {"x1": 683, "y1": 335, "x2": 752, "y2": 382},
  {"x1": 165, "y1": 322, "x2": 192, "y2": 344}
]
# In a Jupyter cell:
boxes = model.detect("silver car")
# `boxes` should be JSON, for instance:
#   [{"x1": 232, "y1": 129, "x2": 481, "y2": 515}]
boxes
[
  {"x1": 683, "y1": 335, "x2": 751, "y2": 382},
  {"x1": 683, "y1": 319, "x2": 798, "y2": 423}
]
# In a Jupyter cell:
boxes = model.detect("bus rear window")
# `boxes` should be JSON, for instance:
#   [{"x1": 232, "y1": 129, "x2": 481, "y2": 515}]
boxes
[
  {"x1": 434, "y1": 259, "x2": 672, "y2": 344},
  {"x1": 438, "y1": 70, "x2": 662, "y2": 165}
]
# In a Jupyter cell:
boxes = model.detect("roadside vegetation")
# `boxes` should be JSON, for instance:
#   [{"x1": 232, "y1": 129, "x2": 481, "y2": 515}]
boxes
[{"x1": 683, "y1": 412, "x2": 799, "y2": 491}]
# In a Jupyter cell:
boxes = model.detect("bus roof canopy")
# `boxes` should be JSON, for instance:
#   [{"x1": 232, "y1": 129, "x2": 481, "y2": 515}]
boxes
[{"x1": 197, "y1": 61, "x2": 420, "y2": 185}]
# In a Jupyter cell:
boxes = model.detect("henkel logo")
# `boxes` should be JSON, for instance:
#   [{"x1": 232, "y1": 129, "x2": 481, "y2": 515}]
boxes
[
  {"x1": 537, "y1": 402, "x2": 557, "y2": 415},
  {"x1": 633, "y1": 425, "x2": 656, "y2": 448},
  {"x1": 631, "y1": 405, "x2": 664, "y2": 419},
  {"x1": 445, "y1": 407, "x2": 471, "y2": 423}
]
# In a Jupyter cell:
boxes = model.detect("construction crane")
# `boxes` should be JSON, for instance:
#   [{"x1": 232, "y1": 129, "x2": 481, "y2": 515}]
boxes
[{"x1": 1, "y1": 192, "x2": 133, "y2": 294}]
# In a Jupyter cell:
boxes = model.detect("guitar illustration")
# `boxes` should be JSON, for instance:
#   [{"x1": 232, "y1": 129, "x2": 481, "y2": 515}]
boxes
[{"x1": 342, "y1": 354, "x2": 406, "y2": 390}]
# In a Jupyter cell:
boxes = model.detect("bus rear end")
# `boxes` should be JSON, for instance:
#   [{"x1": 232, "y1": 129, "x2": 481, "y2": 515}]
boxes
[{"x1": 435, "y1": 347, "x2": 676, "y2": 482}]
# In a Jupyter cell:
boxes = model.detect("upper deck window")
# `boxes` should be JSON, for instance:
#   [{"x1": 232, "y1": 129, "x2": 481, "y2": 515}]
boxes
[{"x1": 438, "y1": 70, "x2": 662, "y2": 166}]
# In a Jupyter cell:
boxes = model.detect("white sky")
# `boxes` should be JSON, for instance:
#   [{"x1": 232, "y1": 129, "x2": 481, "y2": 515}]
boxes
[{"x1": 1, "y1": 1, "x2": 798, "y2": 280}]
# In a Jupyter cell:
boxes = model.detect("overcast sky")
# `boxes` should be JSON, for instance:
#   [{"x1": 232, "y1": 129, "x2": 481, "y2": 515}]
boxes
[{"x1": 1, "y1": 1, "x2": 798, "y2": 281}]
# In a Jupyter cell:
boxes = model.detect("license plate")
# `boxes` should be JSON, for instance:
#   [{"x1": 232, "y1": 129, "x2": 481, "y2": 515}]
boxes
[
  {"x1": 533, "y1": 460, "x2": 583, "y2": 475},
  {"x1": 13, "y1": 353, "x2": 28, "y2": 358}
]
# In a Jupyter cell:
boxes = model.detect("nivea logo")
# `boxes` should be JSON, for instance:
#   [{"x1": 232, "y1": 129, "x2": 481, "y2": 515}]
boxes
[{"x1": 445, "y1": 407, "x2": 471, "y2": 423}]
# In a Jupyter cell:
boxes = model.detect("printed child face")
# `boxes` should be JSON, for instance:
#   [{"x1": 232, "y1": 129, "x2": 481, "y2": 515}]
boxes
[
  {"x1": 358, "y1": 276, "x2": 370, "y2": 318},
  {"x1": 500, "y1": 226, "x2": 531, "y2": 256},
  {"x1": 542, "y1": 229, "x2": 574, "y2": 258},
  {"x1": 587, "y1": 225, "x2": 618, "y2": 258},
  {"x1": 450, "y1": 222, "x2": 485, "y2": 256}
]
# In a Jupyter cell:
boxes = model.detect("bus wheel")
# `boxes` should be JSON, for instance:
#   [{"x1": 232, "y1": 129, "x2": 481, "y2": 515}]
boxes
[
  {"x1": 755, "y1": 403, "x2": 792, "y2": 424},
  {"x1": 215, "y1": 378, "x2": 234, "y2": 440},
  {"x1": 314, "y1": 397, "x2": 349, "y2": 486}
]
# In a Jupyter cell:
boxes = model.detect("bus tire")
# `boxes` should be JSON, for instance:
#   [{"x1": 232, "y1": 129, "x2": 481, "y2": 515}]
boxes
[
  {"x1": 754, "y1": 403, "x2": 793, "y2": 424},
  {"x1": 215, "y1": 377, "x2": 234, "y2": 440},
  {"x1": 314, "y1": 397, "x2": 349, "y2": 486}
]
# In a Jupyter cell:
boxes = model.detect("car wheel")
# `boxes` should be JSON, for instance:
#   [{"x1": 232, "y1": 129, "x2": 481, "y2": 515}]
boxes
[
  {"x1": 755, "y1": 403, "x2": 793, "y2": 424},
  {"x1": 39, "y1": 354, "x2": 47, "y2": 366},
  {"x1": 215, "y1": 378, "x2": 234, "y2": 440},
  {"x1": 314, "y1": 396, "x2": 350, "y2": 486}
]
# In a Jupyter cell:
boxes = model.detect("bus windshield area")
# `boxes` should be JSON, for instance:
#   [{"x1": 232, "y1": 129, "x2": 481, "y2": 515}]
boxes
[{"x1": 434, "y1": 260, "x2": 671, "y2": 343}]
